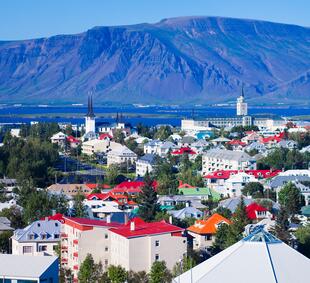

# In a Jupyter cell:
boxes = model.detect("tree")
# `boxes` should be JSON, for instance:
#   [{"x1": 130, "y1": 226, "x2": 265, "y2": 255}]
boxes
[
  {"x1": 295, "y1": 224, "x2": 310, "y2": 259},
  {"x1": 211, "y1": 223, "x2": 232, "y2": 254},
  {"x1": 78, "y1": 254, "x2": 105, "y2": 283},
  {"x1": 107, "y1": 265, "x2": 127, "y2": 283},
  {"x1": 271, "y1": 207, "x2": 291, "y2": 244},
  {"x1": 0, "y1": 205, "x2": 24, "y2": 229},
  {"x1": 127, "y1": 271, "x2": 148, "y2": 283},
  {"x1": 138, "y1": 173, "x2": 160, "y2": 222},
  {"x1": 241, "y1": 182, "x2": 265, "y2": 198},
  {"x1": 105, "y1": 165, "x2": 120, "y2": 186},
  {"x1": 278, "y1": 182, "x2": 304, "y2": 216},
  {"x1": 0, "y1": 231, "x2": 13, "y2": 253},
  {"x1": 113, "y1": 129, "x2": 125, "y2": 144},
  {"x1": 214, "y1": 207, "x2": 232, "y2": 219},
  {"x1": 154, "y1": 126, "x2": 172, "y2": 141},
  {"x1": 172, "y1": 255, "x2": 196, "y2": 277},
  {"x1": 73, "y1": 188, "x2": 86, "y2": 217},
  {"x1": 149, "y1": 261, "x2": 172, "y2": 283}
]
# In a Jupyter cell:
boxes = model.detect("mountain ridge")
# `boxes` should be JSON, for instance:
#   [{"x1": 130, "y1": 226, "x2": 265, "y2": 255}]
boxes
[{"x1": 0, "y1": 16, "x2": 309, "y2": 105}]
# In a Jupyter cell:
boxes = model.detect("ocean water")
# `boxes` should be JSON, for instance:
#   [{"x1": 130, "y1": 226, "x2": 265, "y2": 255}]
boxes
[{"x1": 0, "y1": 105, "x2": 309, "y2": 127}]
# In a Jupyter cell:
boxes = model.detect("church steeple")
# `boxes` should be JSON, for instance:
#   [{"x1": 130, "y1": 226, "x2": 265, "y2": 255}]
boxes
[
  {"x1": 241, "y1": 85, "x2": 245, "y2": 98},
  {"x1": 86, "y1": 94, "x2": 95, "y2": 118}
]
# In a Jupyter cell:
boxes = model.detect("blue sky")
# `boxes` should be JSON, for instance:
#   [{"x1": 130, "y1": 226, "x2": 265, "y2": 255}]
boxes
[{"x1": 0, "y1": 0, "x2": 309, "y2": 40}]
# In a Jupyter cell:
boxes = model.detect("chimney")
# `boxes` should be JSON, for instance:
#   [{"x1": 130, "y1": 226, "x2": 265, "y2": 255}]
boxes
[
  {"x1": 107, "y1": 215, "x2": 111, "y2": 224},
  {"x1": 186, "y1": 202, "x2": 189, "y2": 208},
  {"x1": 124, "y1": 214, "x2": 128, "y2": 225},
  {"x1": 52, "y1": 210, "x2": 56, "y2": 216},
  {"x1": 169, "y1": 216, "x2": 173, "y2": 224},
  {"x1": 130, "y1": 221, "x2": 135, "y2": 231}
]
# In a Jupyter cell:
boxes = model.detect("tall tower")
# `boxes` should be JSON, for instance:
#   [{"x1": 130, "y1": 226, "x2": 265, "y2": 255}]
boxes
[
  {"x1": 236, "y1": 86, "x2": 248, "y2": 116},
  {"x1": 85, "y1": 95, "x2": 95, "y2": 133}
]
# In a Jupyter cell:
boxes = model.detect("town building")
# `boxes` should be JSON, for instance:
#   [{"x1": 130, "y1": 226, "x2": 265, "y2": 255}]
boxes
[
  {"x1": 82, "y1": 139, "x2": 110, "y2": 156},
  {"x1": 0, "y1": 254, "x2": 59, "y2": 283},
  {"x1": 107, "y1": 145, "x2": 137, "y2": 166},
  {"x1": 109, "y1": 218, "x2": 187, "y2": 272},
  {"x1": 50, "y1": 131, "x2": 66, "y2": 146},
  {"x1": 187, "y1": 213, "x2": 231, "y2": 250},
  {"x1": 202, "y1": 149, "x2": 256, "y2": 175},
  {"x1": 136, "y1": 154, "x2": 157, "y2": 177},
  {"x1": 47, "y1": 184, "x2": 92, "y2": 197},
  {"x1": 12, "y1": 219, "x2": 61, "y2": 256},
  {"x1": 236, "y1": 87, "x2": 248, "y2": 116},
  {"x1": 168, "y1": 204, "x2": 203, "y2": 220},
  {"x1": 0, "y1": 217, "x2": 14, "y2": 234},
  {"x1": 174, "y1": 229, "x2": 310, "y2": 283}
]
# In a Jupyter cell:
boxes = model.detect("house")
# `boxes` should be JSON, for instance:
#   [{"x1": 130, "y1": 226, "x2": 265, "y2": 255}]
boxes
[
  {"x1": 187, "y1": 213, "x2": 231, "y2": 250},
  {"x1": 210, "y1": 137, "x2": 231, "y2": 146},
  {"x1": 84, "y1": 198, "x2": 122, "y2": 219},
  {"x1": 168, "y1": 204, "x2": 203, "y2": 220},
  {"x1": 178, "y1": 186, "x2": 221, "y2": 201},
  {"x1": 144, "y1": 140, "x2": 162, "y2": 155},
  {"x1": 111, "y1": 180, "x2": 157, "y2": 198},
  {"x1": 0, "y1": 199, "x2": 22, "y2": 212},
  {"x1": 0, "y1": 254, "x2": 58, "y2": 283},
  {"x1": 202, "y1": 149, "x2": 256, "y2": 175},
  {"x1": 82, "y1": 139, "x2": 110, "y2": 156},
  {"x1": 218, "y1": 197, "x2": 254, "y2": 213},
  {"x1": 241, "y1": 132, "x2": 261, "y2": 144},
  {"x1": 136, "y1": 154, "x2": 157, "y2": 177},
  {"x1": 245, "y1": 141, "x2": 267, "y2": 153},
  {"x1": 157, "y1": 141, "x2": 178, "y2": 157},
  {"x1": 109, "y1": 218, "x2": 187, "y2": 272},
  {"x1": 174, "y1": 229, "x2": 310, "y2": 283},
  {"x1": 60, "y1": 217, "x2": 123, "y2": 281},
  {"x1": 178, "y1": 136, "x2": 196, "y2": 147},
  {"x1": 171, "y1": 147, "x2": 197, "y2": 157},
  {"x1": 158, "y1": 196, "x2": 207, "y2": 210},
  {"x1": 47, "y1": 184, "x2": 92, "y2": 197},
  {"x1": 0, "y1": 217, "x2": 13, "y2": 234},
  {"x1": 107, "y1": 145, "x2": 137, "y2": 166},
  {"x1": 227, "y1": 139, "x2": 246, "y2": 150},
  {"x1": 12, "y1": 219, "x2": 61, "y2": 256},
  {"x1": 246, "y1": 203, "x2": 272, "y2": 222},
  {"x1": 50, "y1": 131, "x2": 66, "y2": 146},
  {"x1": 277, "y1": 140, "x2": 298, "y2": 149},
  {"x1": 66, "y1": 135, "x2": 80, "y2": 148},
  {"x1": 0, "y1": 177, "x2": 17, "y2": 192},
  {"x1": 99, "y1": 133, "x2": 113, "y2": 141},
  {"x1": 191, "y1": 139, "x2": 210, "y2": 154}
]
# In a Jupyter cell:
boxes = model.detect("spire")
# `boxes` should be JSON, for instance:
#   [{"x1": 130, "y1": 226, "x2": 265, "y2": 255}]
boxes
[
  {"x1": 86, "y1": 92, "x2": 95, "y2": 118},
  {"x1": 241, "y1": 84, "x2": 245, "y2": 98}
]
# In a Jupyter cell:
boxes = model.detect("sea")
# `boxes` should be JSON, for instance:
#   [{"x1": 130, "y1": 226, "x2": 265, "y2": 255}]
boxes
[{"x1": 0, "y1": 105, "x2": 309, "y2": 127}]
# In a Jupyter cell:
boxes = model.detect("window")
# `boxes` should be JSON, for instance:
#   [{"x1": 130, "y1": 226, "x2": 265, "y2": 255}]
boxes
[
  {"x1": 104, "y1": 259, "x2": 109, "y2": 266},
  {"x1": 155, "y1": 240, "x2": 160, "y2": 247},
  {"x1": 39, "y1": 245, "x2": 47, "y2": 252},
  {"x1": 54, "y1": 234, "x2": 60, "y2": 239},
  {"x1": 23, "y1": 246, "x2": 33, "y2": 254},
  {"x1": 206, "y1": 234, "x2": 212, "y2": 241},
  {"x1": 155, "y1": 254, "x2": 160, "y2": 261},
  {"x1": 105, "y1": 246, "x2": 108, "y2": 252}
]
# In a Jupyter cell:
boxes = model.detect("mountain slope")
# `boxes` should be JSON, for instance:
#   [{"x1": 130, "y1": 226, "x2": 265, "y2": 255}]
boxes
[{"x1": 0, "y1": 16, "x2": 309, "y2": 104}]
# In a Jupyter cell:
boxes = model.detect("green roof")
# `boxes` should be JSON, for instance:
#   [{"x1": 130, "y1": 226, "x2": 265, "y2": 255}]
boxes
[
  {"x1": 160, "y1": 205, "x2": 175, "y2": 211},
  {"x1": 178, "y1": 187, "x2": 221, "y2": 201}
]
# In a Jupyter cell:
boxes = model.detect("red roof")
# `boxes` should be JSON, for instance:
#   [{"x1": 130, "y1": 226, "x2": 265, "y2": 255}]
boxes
[
  {"x1": 178, "y1": 182, "x2": 195, "y2": 189},
  {"x1": 204, "y1": 169, "x2": 281, "y2": 179},
  {"x1": 66, "y1": 135, "x2": 80, "y2": 143},
  {"x1": 227, "y1": 139, "x2": 246, "y2": 146},
  {"x1": 41, "y1": 213, "x2": 64, "y2": 223},
  {"x1": 109, "y1": 218, "x2": 184, "y2": 238},
  {"x1": 171, "y1": 147, "x2": 196, "y2": 155},
  {"x1": 246, "y1": 203, "x2": 268, "y2": 220},
  {"x1": 64, "y1": 217, "x2": 123, "y2": 228},
  {"x1": 113, "y1": 180, "x2": 157, "y2": 193},
  {"x1": 99, "y1": 133, "x2": 113, "y2": 140},
  {"x1": 260, "y1": 132, "x2": 284, "y2": 144},
  {"x1": 86, "y1": 193, "x2": 109, "y2": 200},
  {"x1": 86, "y1": 183, "x2": 111, "y2": 190}
]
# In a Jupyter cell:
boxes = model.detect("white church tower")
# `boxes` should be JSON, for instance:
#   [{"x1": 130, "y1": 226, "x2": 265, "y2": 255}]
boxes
[
  {"x1": 236, "y1": 86, "x2": 248, "y2": 116},
  {"x1": 85, "y1": 95, "x2": 95, "y2": 134}
]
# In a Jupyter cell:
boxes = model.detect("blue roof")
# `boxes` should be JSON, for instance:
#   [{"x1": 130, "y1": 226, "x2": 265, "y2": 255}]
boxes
[
  {"x1": 243, "y1": 227, "x2": 281, "y2": 244},
  {"x1": 138, "y1": 154, "x2": 157, "y2": 164}
]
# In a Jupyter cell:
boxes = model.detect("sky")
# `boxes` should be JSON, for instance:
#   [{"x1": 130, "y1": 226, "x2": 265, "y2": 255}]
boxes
[{"x1": 0, "y1": 0, "x2": 309, "y2": 40}]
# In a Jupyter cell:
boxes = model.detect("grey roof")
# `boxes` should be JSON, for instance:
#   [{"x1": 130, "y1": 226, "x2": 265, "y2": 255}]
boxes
[
  {"x1": 0, "y1": 178, "x2": 17, "y2": 185},
  {"x1": 181, "y1": 136, "x2": 196, "y2": 144},
  {"x1": 160, "y1": 141, "x2": 177, "y2": 149},
  {"x1": 138, "y1": 154, "x2": 157, "y2": 165},
  {"x1": 145, "y1": 139, "x2": 161, "y2": 147},
  {"x1": 191, "y1": 139, "x2": 209, "y2": 147},
  {"x1": 0, "y1": 216, "x2": 11, "y2": 226},
  {"x1": 168, "y1": 207, "x2": 203, "y2": 219},
  {"x1": 204, "y1": 149, "x2": 253, "y2": 162},
  {"x1": 243, "y1": 228, "x2": 281, "y2": 243},
  {"x1": 0, "y1": 254, "x2": 58, "y2": 277},
  {"x1": 245, "y1": 142, "x2": 266, "y2": 151},
  {"x1": 211, "y1": 137, "x2": 231, "y2": 142},
  {"x1": 277, "y1": 140, "x2": 297, "y2": 148},
  {"x1": 0, "y1": 222, "x2": 13, "y2": 231},
  {"x1": 219, "y1": 197, "x2": 254, "y2": 212},
  {"x1": 270, "y1": 176, "x2": 310, "y2": 189},
  {"x1": 12, "y1": 219, "x2": 61, "y2": 242}
]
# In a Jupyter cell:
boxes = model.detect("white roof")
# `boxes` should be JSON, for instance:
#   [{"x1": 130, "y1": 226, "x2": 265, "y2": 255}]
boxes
[
  {"x1": 173, "y1": 230, "x2": 310, "y2": 283},
  {"x1": 50, "y1": 131, "x2": 66, "y2": 140},
  {"x1": 0, "y1": 254, "x2": 58, "y2": 278}
]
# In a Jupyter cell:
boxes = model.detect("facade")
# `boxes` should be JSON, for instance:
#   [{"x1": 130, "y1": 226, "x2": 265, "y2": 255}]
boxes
[
  {"x1": 202, "y1": 149, "x2": 256, "y2": 175},
  {"x1": 50, "y1": 131, "x2": 66, "y2": 146},
  {"x1": 187, "y1": 213, "x2": 231, "y2": 250},
  {"x1": 85, "y1": 96, "x2": 95, "y2": 134},
  {"x1": 47, "y1": 183, "x2": 92, "y2": 197},
  {"x1": 136, "y1": 154, "x2": 157, "y2": 177},
  {"x1": 82, "y1": 139, "x2": 110, "y2": 156},
  {"x1": 107, "y1": 145, "x2": 137, "y2": 166},
  {"x1": 0, "y1": 254, "x2": 59, "y2": 283},
  {"x1": 109, "y1": 218, "x2": 187, "y2": 272},
  {"x1": 12, "y1": 219, "x2": 61, "y2": 256},
  {"x1": 223, "y1": 172, "x2": 257, "y2": 197}
]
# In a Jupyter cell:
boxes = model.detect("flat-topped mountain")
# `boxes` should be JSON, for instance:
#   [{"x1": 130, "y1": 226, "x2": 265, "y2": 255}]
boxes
[{"x1": 0, "y1": 16, "x2": 309, "y2": 104}]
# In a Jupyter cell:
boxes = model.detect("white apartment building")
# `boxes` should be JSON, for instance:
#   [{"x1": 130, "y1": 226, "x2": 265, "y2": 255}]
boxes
[
  {"x1": 61, "y1": 217, "x2": 121, "y2": 282},
  {"x1": 224, "y1": 172, "x2": 257, "y2": 197},
  {"x1": 82, "y1": 139, "x2": 110, "y2": 156},
  {"x1": 202, "y1": 149, "x2": 256, "y2": 175},
  {"x1": 12, "y1": 219, "x2": 61, "y2": 256},
  {"x1": 107, "y1": 145, "x2": 137, "y2": 166}
]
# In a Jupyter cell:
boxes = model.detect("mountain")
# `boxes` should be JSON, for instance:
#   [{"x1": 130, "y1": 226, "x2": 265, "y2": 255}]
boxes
[{"x1": 0, "y1": 16, "x2": 309, "y2": 105}]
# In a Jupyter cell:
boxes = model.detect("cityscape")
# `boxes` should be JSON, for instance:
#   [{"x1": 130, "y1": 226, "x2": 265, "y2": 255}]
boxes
[{"x1": 0, "y1": 1, "x2": 310, "y2": 282}]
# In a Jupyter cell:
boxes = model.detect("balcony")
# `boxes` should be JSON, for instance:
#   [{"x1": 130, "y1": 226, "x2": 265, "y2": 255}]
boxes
[
  {"x1": 61, "y1": 246, "x2": 68, "y2": 251},
  {"x1": 73, "y1": 239, "x2": 79, "y2": 245},
  {"x1": 73, "y1": 252, "x2": 78, "y2": 257},
  {"x1": 61, "y1": 233, "x2": 68, "y2": 238},
  {"x1": 73, "y1": 265, "x2": 79, "y2": 270}
]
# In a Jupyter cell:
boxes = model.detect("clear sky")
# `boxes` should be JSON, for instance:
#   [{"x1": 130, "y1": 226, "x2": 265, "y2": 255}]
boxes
[{"x1": 0, "y1": 0, "x2": 309, "y2": 40}]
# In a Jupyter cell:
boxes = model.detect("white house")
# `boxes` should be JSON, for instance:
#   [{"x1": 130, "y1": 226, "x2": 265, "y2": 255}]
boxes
[
  {"x1": 107, "y1": 145, "x2": 137, "y2": 166},
  {"x1": 82, "y1": 139, "x2": 110, "y2": 156},
  {"x1": 50, "y1": 132, "x2": 66, "y2": 146},
  {"x1": 224, "y1": 172, "x2": 257, "y2": 197},
  {"x1": 136, "y1": 154, "x2": 157, "y2": 177}
]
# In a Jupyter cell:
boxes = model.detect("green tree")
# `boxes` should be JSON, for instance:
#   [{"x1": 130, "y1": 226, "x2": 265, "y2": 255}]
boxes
[
  {"x1": 149, "y1": 261, "x2": 172, "y2": 283},
  {"x1": 73, "y1": 188, "x2": 86, "y2": 217},
  {"x1": 271, "y1": 208, "x2": 291, "y2": 244},
  {"x1": 295, "y1": 224, "x2": 310, "y2": 258},
  {"x1": 0, "y1": 231, "x2": 13, "y2": 253},
  {"x1": 127, "y1": 271, "x2": 148, "y2": 283},
  {"x1": 105, "y1": 165, "x2": 120, "y2": 186},
  {"x1": 154, "y1": 126, "x2": 172, "y2": 141},
  {"x1": 78, "y1": 254, "x2": 105, "y2": 283},
  {"x1": 113, "y1": 129, "x2": 125, "y2": 144},
  {"x1": 0, "y1": 206, "x2": 24, "y2": 229},
  {"x1": 107, "y1": 265, "x2": 127, "y2": 283},
  {"x1": 214, "y1": 207, "x2": 232, "y2": 219},
  {"x1": 241, "y1": 182, "x2": 265, "y2": 198},
  {"x1": 211, "y1": 223, "x2": 232, "y2": 253},
  {"x1": 138, "y1": 173, "x2": 160, "y2": 222},
  {"x1": 278, "y1": 182, "x2": 304, "y2": 216},
  {"x1": 172, "y1": 255, "x2": 196, "y2": 277}
]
